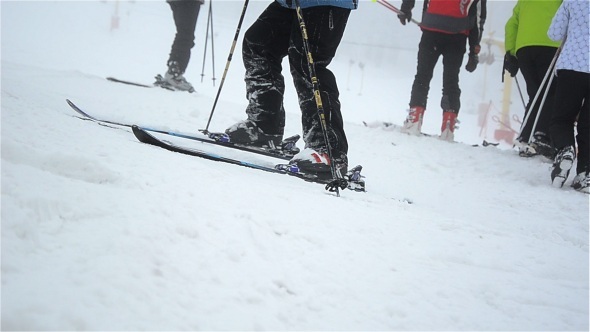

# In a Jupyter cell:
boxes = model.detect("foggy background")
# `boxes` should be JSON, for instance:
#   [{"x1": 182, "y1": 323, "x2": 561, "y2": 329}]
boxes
[{"x1": 2, "y1": 0, "x2": 518, "y2": 143}]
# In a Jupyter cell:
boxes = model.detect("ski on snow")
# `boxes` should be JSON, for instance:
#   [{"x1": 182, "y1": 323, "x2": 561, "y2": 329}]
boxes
[
  {"x1": 362, "y1": 121, "x2": 500, "y2": 147},
  {"x1": 132, "y1": 126, "x2": 365, "y2": 193},
  {"x1": 66, "y1": 99, "x2": 365, "y2": 193},
  {"x1": 106, "y1": 76, "x2": 179, "y2": 92},
  {"x1": 106, "y1": 77, "x2": 154, "y2": 89},
  {"x1": 66, "y1": 99, "x2": 299, "y2": 160}
]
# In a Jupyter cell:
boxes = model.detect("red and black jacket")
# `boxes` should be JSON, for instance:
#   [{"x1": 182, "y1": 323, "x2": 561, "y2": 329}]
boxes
[{"x1": 402, "y1": 0, "x2": 484, "y2": 36}]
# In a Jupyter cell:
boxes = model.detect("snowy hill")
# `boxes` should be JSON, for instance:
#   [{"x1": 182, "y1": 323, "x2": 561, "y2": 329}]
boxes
[{"x1": 1, "y1": 1, "x2": 588, "y2": 330}]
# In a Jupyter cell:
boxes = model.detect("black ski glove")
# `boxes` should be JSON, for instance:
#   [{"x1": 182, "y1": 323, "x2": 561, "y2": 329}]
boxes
[
  {"x1": 465, "y1": 45, "x2": 480, "y2": 73},
  {"x1": 503, "y1": 52, "x2": 519, "y2": 77},
  {"x1": 398, "y1": 8, "x2": 412, "y2": 25},
  {"x1": 465, "y1": 54, "x2": 479, "y2": 73}
]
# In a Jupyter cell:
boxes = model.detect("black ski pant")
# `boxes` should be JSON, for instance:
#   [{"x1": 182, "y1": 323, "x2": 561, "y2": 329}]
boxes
[
  {"x1": 167, "y1": 0, "x2": 202, "y2": 73},
  {"x1": 516, "y1": 46, "x2": 558, "y2": 142},
  {"x1": 409, "y1": 30, "x2": 467, "y2": 113},
  {"x1": 550, "y1": 70, "x2": 589, "y2": 174},
  {"x1": 242, "y1": 2, "x2": 350, "y2": 154}
]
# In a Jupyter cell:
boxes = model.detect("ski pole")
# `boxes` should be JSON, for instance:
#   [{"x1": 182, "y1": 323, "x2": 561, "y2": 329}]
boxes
[
  {"x1": 517, "y1": 45, "x2": 561, "y2": 141},
  {"x1": 528, "y1": 69, "x2": 557, "y2": 142},
  {"x1": 357, "y1": 62, "x2": 364, "y2": 96},
  {"x1": 529, "y1": 44, "x2": 564, "y2": 141},
  {"x1": 372, "y1": 0, "x2": 421, "y2": 25},
  {"x1": 209, "y1": 1, "x2": 216, "y2": 86},
  {"x1": 514, "y1": 76, "x2": 526, "y2": 109},
  {"x1": 200, "y1": 0, "x2": 212, "y2": 83},
  {"x1": 346, "y1": 59, "x2": 354, "y2": 91},
  {"x1": 201, "y1": 0, "x2": 249, "y2": 134},
  {"x1": 293, "y1": 0, "x2": 347, "y2": 196}
]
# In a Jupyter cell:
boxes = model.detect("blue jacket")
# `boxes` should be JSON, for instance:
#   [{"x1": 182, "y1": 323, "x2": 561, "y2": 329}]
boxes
[{"x1": 276, "y1": 0, "x2": 358, "y2": 10}]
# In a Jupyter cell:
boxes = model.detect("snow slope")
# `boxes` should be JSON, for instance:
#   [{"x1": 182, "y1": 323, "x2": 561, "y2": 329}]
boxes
[{"x1": 2, "y1": 1, "x2": 588, "y2": 330}]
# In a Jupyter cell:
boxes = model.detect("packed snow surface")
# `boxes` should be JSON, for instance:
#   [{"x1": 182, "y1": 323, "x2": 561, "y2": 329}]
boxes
[{"x1": 2, "y1": 1, "x2": 588, "y2": 330}]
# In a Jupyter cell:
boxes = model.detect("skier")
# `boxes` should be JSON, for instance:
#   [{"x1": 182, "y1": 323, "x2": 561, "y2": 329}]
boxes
[
  {"x1": 156, "y1": 0, "x2": 204, "y2": 92},
  {"x1": 224, "y1": 0, "x2": 357, "y2": 177},
  {"x1": 547, "y1": 0, "x2": 589, "y2": 193},
  {"x1": 397, "y1": 0, "x2": 486, "y2": 142},
  {"x1": 503, "y1": 0, "x2": 561, "y2": 158}
]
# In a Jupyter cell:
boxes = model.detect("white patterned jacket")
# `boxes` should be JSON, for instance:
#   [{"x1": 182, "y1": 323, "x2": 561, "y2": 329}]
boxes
[{"x1": 548, "y1": 0, "x2": 590, "y2": 74}]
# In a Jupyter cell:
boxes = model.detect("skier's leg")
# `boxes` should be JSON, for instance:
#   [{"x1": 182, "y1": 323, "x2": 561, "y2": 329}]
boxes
[
  {"x1": 409, "y1": 31, "x2": 441, "y2": 110},
  {"x1": 240, "y1": 2, "x2": 291, "y2": 136},
  {"x1": 532, "y1": 47, "x2": 559, "y2": 137},
  {"x1": 439, "y1": 34, "x2": 465, "y2": 140},
  {"x1": 168, "y1": 0, "x2": 202, "y2": 73},
  {"x1": 550, "y1": 70, "x2": 583, "y2": 150},
  {"x1": 288, "y1": 6, "x2": 351, "y2": 155},
  {"x1": 516, "y1": 46, "x2": 543, "y2": 142},
  {"x1": 440, "y1": 34, "x2": 466, "y2": 112}
]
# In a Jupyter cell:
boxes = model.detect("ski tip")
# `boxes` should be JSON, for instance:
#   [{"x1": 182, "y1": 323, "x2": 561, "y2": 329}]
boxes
[{"x1": 131, "y1": 125, "x2": 153, "y2": 144}]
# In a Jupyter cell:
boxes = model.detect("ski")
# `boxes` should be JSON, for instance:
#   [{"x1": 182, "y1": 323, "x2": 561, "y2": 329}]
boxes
[
  {"x1": 479, "y1": 140, "x2": 500, "y2": 147},
  {"x1": 132, "y1": 125, "x2": 365, "y2": 193},
  {"x1": 363, "y1": 121, "x2": 432, "y2": 137},
  {"x1": 66, "y1": 99, "x2": 298, "y2": 160},
  {"x1": 363, "y1": 121, "x2": 500, "y2": 147},
  {"x1": 106, "y1": 77, "x2": 154, "y2": 88},
  {"x1": 106, "y1": 76, "x2": 176, "y2": 91}
]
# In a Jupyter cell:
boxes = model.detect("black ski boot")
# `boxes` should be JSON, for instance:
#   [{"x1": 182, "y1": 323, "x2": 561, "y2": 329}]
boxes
[{"x1": 551, "y1": 145, "x2": 575, "y2": 188}]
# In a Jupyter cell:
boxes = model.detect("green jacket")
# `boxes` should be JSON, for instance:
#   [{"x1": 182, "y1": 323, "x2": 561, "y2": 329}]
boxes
[{"x1": 505, "y1": 0, "x2": 562, "y2": 56}]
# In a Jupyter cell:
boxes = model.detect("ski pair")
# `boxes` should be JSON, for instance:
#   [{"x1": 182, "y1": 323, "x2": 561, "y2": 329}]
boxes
[
  {"x1": 362, "y1": 121, "x2": 500, "y2": 147},
  {"x1": 66, "y1": 99, "x2": 366, "y2": 193},
  {"x1": 66, "y1": 99, "x2": 299, "y2": 160}
]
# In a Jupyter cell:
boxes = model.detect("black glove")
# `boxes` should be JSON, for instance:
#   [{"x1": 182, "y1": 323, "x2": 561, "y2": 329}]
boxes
[
  {"x1": 503, "y1": 52, "x2": 519, "y2": 77},
  {"x1": 465, "y1": 53, "x2": 479, "y2": 72},
  {"x1": 465, "y1": 45, "x2": 480, "y2": 73},
  {"x1": 397, "y1": 8, "x2": 412, "y2": 25}
]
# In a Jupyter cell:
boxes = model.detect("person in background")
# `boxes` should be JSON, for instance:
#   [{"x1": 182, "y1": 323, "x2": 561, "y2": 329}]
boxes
[
  {"x1": 223, "y1": 0, "x2": 357, "y2": 178},
  {"x1": 547, "y1": 0, "x2": 589, "y2": 193},
  {"x1": 155, "y1": 0, "x2": 204, "y2": 92},
  {"x1": 503, "y1": 0, "x2": 561, "y2": 158},
  {"x1": 398, "y1": 0, "x2": 486, "y2": 142}
]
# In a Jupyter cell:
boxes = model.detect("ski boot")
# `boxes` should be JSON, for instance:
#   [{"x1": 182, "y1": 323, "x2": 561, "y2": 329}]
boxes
[
  {"x1": 401, "y1": 106, "x2": 425, "y2": 136},
  {"x1": 572, "y1": 168, "x2": 590, "y2": 194},
  {"x1": 154, "y1": 61, "x2": 195, "y2": 93},
  {"x1": 440, "y1": 110, "x2": 459, "y2": 142},
  {"x1": 224, "y1": 120, "x2": 283, "y2": 149},
  {"x1": 551, "y1": 145, "x2": 575, "y2": 188}
]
